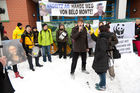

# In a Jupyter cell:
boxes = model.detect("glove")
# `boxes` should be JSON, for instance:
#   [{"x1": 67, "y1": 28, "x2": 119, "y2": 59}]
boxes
[{"x1": 38, "y1": 45, "x2": 42, "y2": 48}]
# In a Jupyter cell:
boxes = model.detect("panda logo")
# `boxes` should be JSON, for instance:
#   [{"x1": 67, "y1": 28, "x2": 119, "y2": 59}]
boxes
[{"x1": 113, "y1": 24, "x2": 125, "y2": 38}]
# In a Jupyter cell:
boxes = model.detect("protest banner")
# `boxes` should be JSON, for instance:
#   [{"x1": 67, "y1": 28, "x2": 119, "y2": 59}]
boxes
[
  {"x1": 39, "y1": 1, "x2": 107, "y2": 16},
  {"x1": 110, "y1": 22, "x2": 135, "y2": 54}
]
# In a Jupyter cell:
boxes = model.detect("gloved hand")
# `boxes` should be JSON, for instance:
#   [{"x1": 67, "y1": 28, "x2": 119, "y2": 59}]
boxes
[{"x1": 39, "y1": 45, "x2": 42, "y2": 48}]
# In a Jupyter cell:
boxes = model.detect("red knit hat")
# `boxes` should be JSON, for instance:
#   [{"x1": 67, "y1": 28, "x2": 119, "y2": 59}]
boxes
[{"x1": 4, "y1": 30, "x2": 7, "y2": 34}]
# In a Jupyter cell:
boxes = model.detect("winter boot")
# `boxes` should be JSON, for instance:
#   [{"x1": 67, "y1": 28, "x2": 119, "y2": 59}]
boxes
[{"x1": 15, "y1": 72, "x2": 24, "y2": 79}]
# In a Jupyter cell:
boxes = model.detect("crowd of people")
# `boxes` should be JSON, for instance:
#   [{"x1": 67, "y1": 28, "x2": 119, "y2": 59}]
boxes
[{"x1": 2, "y1": 18, "x2": 140, "y2": 92}]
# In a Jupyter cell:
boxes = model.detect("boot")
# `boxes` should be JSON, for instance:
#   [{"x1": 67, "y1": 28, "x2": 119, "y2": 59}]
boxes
[{"x1": 15, "y1": 72, "x2": 24, "y2": 79}]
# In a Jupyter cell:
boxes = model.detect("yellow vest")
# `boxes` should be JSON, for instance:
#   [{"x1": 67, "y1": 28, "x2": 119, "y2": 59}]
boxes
[
  {"x1": 13, "y1": 26, "x2": 24, "y2": 39},
  {"x1": 85, "y1": 26, "x2": 94, "y2": 34},
  {"x1": 94, "y1": 28, "x2": 100, "y2": 37}
]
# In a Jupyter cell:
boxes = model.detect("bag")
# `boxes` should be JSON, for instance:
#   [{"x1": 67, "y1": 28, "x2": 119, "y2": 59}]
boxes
[
  {"x1": 108, "y1": 52, "x2": 115, "y2": 78},
  {"x1": 113, "y1": 46, "x2": 121, "y2": 59},
  {"x1": 59, "y1": 32, "x2": 67, "y2": 40},
  {"x1": 32, "y1": 46, "x2": 40, "y2": 57}
]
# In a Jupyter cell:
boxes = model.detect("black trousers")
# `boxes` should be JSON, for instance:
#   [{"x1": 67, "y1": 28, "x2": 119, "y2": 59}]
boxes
[
  {"x1": 35, "y1": 57, "x2": 40, "y2": 66},
  {"x1": 58, "y1": 42, "x2": 67, "y2": 58},
  {"x1": 13, "y1": 65, "x2": 18, "y2": 73},
  {"x1": 27, "y1": 49, "x2": 34, "y2": 69},
  {"x1": 71, "y1": 52, "x2": 87, "y2": 74},
  {"x1": 88, "y1": 48, "x2": 93, "y2": 56}
]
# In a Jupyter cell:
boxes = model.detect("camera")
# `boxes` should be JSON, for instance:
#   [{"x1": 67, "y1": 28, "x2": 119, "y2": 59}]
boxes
[{"x1": 0, "y1": 8, "x2": 5, "y2": 14}]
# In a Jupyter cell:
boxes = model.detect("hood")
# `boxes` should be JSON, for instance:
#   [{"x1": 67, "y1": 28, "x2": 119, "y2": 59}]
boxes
[{"x1": 15, "y1": 26, "x2": 24, "y2": 31}]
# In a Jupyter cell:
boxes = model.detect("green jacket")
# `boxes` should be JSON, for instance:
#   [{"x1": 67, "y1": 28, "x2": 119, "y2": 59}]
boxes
[{"x1": 38, "y1": 29, "x2": 53, "y2": 46}]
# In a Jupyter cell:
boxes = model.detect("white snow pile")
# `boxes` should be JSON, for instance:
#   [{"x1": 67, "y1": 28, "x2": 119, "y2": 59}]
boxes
[{"x1": 8, "y1": 53, "x2": 140, "y2": 93}]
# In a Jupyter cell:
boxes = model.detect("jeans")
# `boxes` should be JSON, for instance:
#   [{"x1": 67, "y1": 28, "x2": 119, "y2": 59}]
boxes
[
  {"x1": 98, "y1": 73, "x2": 106, "y2": 87},
  {"x1": 71, "y1": 52, "x2": 87, "y2": 74},
  {"x1": 42, "y1": 46, "x2": 51, "y2": 62}
]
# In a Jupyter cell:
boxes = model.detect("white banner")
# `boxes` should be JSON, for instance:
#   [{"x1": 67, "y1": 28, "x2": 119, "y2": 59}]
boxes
[
  {"x1": 39, "y1": 1, "x2": 107, "y2": 16},
  {"x1": 116, "y1": 38, "x2": 133, "y2": 54},
  {"x1": 110, "y1": 22, "x2": 135, "y2": 39},
  {"x1": 110, "y1": 22, "x2": 135, "y2": 54}
]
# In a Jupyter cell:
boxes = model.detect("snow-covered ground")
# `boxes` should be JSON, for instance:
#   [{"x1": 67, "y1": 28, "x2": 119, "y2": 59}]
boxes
[{"x1": 8, "y1": 53, "x2": 140, "y2": 93}]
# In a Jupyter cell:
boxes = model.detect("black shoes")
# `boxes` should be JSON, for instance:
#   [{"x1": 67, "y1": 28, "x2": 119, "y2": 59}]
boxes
[
  {"x1": 31, "y1": 68, "x2": 35, "y2": 71},
  {"x1": 36, "y1": 64, "x2": 43, "y2": 67}
]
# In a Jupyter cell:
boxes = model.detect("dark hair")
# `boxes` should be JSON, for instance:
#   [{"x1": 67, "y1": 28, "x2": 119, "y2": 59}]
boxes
[
  {"x1": 42, "y1": 24, "x2": 47, "y2": 28},
  {"x1": 99, "y1": 25, "x2": 108, "y2": 32},
  {"x1": 59, "y1": 23, "x2": 65, "y2": 30},
  {"x1": 97, "y1": 3, "x2": 103, "y2": 6},
  {"x1": 17, "y1": 23, "x2": 22, "y2": 27},
  {"x1": 25, "y1": 25, "x2": 31, "y2": 29},
  {"x1": 32, "y1": 27, "x2": 37, "y2": 31}
]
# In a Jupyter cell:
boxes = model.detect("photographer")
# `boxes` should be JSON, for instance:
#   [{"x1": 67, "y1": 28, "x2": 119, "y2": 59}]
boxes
[{"x1": 0, "y1": 56, "x2": 15, "y2": 93}]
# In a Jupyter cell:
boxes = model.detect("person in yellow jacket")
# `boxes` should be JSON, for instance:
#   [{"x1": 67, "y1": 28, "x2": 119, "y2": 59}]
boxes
[
  {"x1": 21, "y1": 25, "x2": 36, "y2": 71},
  {"x1": 38, "y1": 24, "x2": 53, "y2": 62},
  {"x1": 85, "y1": 23, "x2": 95, "y2": 57},
  {"x1": 13, "y1": 23, "x2": 24, "y2": 39},
  {"x1": 12, "y1": 23, "x2": 24, "y2": 79}
]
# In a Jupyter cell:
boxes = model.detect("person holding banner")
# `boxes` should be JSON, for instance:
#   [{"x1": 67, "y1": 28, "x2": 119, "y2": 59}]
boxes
[
  {"x1": 70, "y1": 18, "x2": 89, "y2": 78},
  {"x1": 32, "y1": 27, "x2": 43, "y2": 67},
  {"x1": 38, "y1": 24, "x2": 53, "y2": 62},
  {"x1": 0, "y1": 56, "x2": 15, "y2": 93},
  {"x1": 134, "y1": 19, "x2": 140, "y2": 56},
  {"x1": 56, "y1": 24, "x2": 68, "y2": 59},
  {"x1": 85, "y1": 23, "x2": 94, "y2": 57},
  {"x1": 12, "y1": 23, "x2": 24, "y2": 79}
]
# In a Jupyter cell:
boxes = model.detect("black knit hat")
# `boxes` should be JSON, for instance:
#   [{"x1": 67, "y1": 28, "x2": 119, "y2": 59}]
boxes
[
  {"x1": 17, "y1": 23, "x2": 22, "y2": 27},
  {"x1": 42, "y1": 23, "x2": 47, "y2": 28}
]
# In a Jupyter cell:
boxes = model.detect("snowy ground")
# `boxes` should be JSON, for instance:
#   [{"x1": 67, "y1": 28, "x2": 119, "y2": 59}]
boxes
[{"x1": 8, "y1": 53, "x2": 140, "y2": 93}]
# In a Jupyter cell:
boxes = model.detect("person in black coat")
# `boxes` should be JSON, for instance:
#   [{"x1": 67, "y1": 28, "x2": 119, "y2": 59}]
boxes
[
  {"x1": 91, "y1": 25, "x2": 118, "y2": 91},
  {"x1": 32, "y1": 27, "x2": 43, "y2": 67},
  {"x1": 0, "y1": 56, "x2": 15, "y2": 93},
  {"x1": 70, "y1": 18, "x2": 89, "y2": 78},
  {"x1": 56, "y1": 24, "x2": 68, "y2": 59}
]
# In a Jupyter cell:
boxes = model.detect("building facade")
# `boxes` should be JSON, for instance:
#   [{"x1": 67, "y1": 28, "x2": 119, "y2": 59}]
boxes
[{"x1": 0, "y1": 0, "x2": 140, "y2": 39}]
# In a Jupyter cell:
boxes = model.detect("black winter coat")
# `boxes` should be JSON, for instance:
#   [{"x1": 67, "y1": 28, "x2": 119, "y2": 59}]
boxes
[
  {"x1": 91, "y1": 32, "x2": 118, "y2": 73},
  {"x1": 135, "y1": 24, "x2": 140, "y2": 41},
  {"x1": 32, "y1": 31, "x2": 39, "y2": 44},
  {"x1": 71, "y1": 26, "x2": 88, "y2": 52},
  {"x1": 0, "y1": 63, "x2": 15, "y2": 93}
]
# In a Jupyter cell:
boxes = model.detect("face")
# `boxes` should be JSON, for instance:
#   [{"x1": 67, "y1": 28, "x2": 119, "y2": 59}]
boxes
[
  {"x1": 97, "y1": 5, "x2": 103, "y2": 12},
  {"x1": 33, "y1": 28, "x2": 37, "y2": 32},
  {"x1": 42, "y1": 5, "x2": 46, "y2": 10},
  {"x1": 43, "y1": 25, "x2": 48, "y2": 30},
  {"x1": 86, "y1": 23, "x2": 90, "y2": 27},
  {"x1": 60, "y1": 25, "x2": 64, "y2": 29},
  {"x1": 26, "y1": 27, "x2": 31, "y2": 33},
  {"x1": 78, "y1": 21, "x2": 84, "y2": 27},
  {"x1": 19, "y1": 26, "x2": 22, "y2": 29},
  {"x1": 99, "y1": 23, "x2": 104, "y2": 26},
  {"x1": 9, "y1": 46, "x2": 17, "y2": 55},
  {"x1": 75, "y1": 24, "x2": 78, "y2": 27}
]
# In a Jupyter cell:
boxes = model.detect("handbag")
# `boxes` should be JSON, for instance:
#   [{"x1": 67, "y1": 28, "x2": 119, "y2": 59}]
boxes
[{"x1": 113, "y1": 46, "x2": 121, "y2": 59}]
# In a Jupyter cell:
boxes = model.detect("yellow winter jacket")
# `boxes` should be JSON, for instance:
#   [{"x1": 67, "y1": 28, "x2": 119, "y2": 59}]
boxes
[
  {"x1": 24, "y1": 32, "x2": 34, "y2": 49},
  {"x1": 13, "y1": 26, "x2": 24, "y2": 39},
  {"x1": 85, "y1": 26, "x2": 94, "y2": 35}
]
